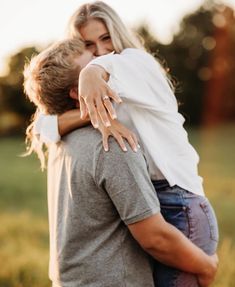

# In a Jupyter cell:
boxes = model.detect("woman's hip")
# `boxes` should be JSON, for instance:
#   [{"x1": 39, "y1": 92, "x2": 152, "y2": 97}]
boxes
[{"x1": 152, "y1": 180, "x2": 219, "y2": 254}]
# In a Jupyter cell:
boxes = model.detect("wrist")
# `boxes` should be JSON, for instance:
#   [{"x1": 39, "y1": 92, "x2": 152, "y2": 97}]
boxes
[
  {"x1": 81, "y1": 65, "x2": 104, "y2": 80},
  {"x1": 198, "y1": 255, "x2": 217, "y2": 278}
]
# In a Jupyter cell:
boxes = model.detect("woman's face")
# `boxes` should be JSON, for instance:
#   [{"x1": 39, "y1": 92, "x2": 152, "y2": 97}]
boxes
[{"x1": 79, "y1": 18, "x2": 114, "y2": 56}]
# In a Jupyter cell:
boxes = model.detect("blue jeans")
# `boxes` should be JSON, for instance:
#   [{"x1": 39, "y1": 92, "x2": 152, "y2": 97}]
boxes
[{"x1": 152, "y1": 180, "x2": 219, "y2": 287}]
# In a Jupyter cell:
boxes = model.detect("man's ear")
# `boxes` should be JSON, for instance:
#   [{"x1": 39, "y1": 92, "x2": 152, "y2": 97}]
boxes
[{"x1": 69, "y1": 87, "x2": 78, "y2": 100}]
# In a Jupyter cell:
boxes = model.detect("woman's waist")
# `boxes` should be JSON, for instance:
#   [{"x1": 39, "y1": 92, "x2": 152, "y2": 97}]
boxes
[{"x1": 151, "y1": 180, "x2": 205, "y2": 204}]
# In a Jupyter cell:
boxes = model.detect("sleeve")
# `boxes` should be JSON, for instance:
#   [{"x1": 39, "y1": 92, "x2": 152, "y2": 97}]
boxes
[
  {"x1": 88, "y1": 48, "x2": 178, "y2": 112},
  {"x1": 95, "y1": 138, "x2": 160, "y2": 225},
  {"x1": 33, "y1": 113, "x2": 61, "y2": 144}
]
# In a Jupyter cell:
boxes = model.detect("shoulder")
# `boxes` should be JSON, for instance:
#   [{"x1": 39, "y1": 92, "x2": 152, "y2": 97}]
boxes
[
  {"x1": 58, "y1": 126, "x2": 102, "y2": 160},
  {"x1": 97, "y1": 137, "x2": 147, "y2": 173},
  {"x1": 121, "y1": 48, "x2": 156, "y2": 62}
]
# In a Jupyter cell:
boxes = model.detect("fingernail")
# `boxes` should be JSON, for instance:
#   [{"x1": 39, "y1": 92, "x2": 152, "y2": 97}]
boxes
[
  {"x1": 137, "y1": 144, "x2": 141, "y2": 149},
  {"x1": 104, "y1": 148, "x2": 109, "y2": 152},
  {"x1": 134, "y1": 147, "x2": 138, "y2": 152},
  {"x1": 123, "y1": 147, "x2": 127, "y2": 152},
  {"x1": 94, "y1": 123, "x2": 99, "y2": 128},
  {"x1": 112, "y1": 114, "x2": 117, "y2": 119},
  {"x1": 105, "y1": 122, "x2": 111, "y2": 127}
]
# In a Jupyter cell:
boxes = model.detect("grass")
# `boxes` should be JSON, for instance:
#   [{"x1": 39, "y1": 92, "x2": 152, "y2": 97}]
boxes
[
  {"x1": 0, "y1": 125, "x2": 235, "y2": 287},
  {"x1": 0, "y1": 137, "x2": 49, "y2": 287}
]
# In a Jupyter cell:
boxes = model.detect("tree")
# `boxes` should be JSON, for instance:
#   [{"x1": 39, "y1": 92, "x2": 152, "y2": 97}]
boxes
[
  {"x1": 0, "y1": 47, "x2": 39, "y2": 134},
  {"x1": 137, "y1": 1, "x2": 235, "y2": 126}
]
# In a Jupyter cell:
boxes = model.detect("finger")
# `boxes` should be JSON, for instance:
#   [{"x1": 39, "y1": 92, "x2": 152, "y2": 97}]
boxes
[
  {"x1": 107, "y1": 87, "x2": 122, "y2": 104},
  {"x1": 96, "y1": 97, "x2": 111, "y2": 127},
  {"x1": 131, "y1": 133, "x2": 139, "y2": 149},
  {"x1": 126, "y1": 135, "x2": 138, "y2": 152},
  {"x1": 102, "y1": 134, "x2": 109, "y2": 152},
  {"x1": 103, "y1": 99, "x2": 117, "y2": 120},
  {"x1": 113, "y1": 133, "x2": 127, "y2": 152},
  {"x1": 86, "y1": 99, "x2": 99, "y2": 128},
  {"x1": 79, "y1": 96, "x2": 88, "y2": 119}
]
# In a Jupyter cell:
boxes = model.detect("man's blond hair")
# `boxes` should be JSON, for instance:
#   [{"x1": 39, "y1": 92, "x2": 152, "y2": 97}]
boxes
[
  {"x1": 24, "y1": 38, "x2": 84, "y2": 115},
  {"x1": 23, "y1": 38, "x2": 85, "y2": 169}
]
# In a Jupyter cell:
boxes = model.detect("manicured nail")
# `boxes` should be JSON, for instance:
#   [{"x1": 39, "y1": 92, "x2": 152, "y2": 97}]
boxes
[{"x1": 137, "y1": 144, "x2": 141, "y2": 149}]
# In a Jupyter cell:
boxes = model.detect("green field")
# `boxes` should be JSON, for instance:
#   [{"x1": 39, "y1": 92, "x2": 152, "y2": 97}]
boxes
[{"x1": 0, "y1": 125, "x2": 235, "y2": 287}]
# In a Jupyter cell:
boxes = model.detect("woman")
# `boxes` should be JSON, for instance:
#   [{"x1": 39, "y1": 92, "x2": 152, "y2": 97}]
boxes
[{"x1": 29, "y1": 1, "x2": 219, "y2": 286}]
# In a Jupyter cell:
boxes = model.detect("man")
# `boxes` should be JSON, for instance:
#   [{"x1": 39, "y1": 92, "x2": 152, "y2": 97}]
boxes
[{"x1": 24, "y1": 38, "x2": 217, "y2": 287}]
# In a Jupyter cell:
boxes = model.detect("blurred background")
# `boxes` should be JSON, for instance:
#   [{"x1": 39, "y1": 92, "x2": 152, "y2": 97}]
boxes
[{"x1": 0, "y1": 0, "x2": 234, "y2": 286}]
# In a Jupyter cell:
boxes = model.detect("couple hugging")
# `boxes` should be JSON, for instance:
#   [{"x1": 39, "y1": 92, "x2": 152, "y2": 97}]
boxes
[{"x1": 24, "y1": 1, "x2": 219, "y2": 287}]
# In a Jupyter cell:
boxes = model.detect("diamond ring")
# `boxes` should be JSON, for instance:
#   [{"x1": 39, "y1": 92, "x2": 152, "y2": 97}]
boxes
[{"x1": 102, "y1": 95, "x2": 109, "y2": 101}]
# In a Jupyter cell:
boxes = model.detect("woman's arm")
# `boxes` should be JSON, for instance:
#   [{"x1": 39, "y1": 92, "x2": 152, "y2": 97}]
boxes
[
  {"x1": 58, "y1": 108, "x2": 138, "y2": 152},
  {"x1": 79, "y1": 64, "x2": 120, "y2": 128},
  {"x1": 38, "y1": 107, "x2": 138, "y2": 151},
  {"x1": 58, "y1": 109, "x2": 90, "y2": 136}
]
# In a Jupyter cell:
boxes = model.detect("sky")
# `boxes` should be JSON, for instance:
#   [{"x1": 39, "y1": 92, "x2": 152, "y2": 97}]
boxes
[{"x1": 1, "y1": 0, "x2": 235, "y2": 76}]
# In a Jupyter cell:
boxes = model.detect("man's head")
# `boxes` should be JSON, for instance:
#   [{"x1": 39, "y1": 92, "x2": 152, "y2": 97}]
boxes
[{"x1": 24, "y1": 38, "x2": 93, "y2": 115}]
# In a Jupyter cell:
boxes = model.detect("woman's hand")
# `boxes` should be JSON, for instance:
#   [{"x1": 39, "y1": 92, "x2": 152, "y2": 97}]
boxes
[
  {"x1": 98, "y1": 117, "x2": 139, "y2": 152},
  {"x1": 78, "y1": 65, "x2": 122, "y2": 128}
]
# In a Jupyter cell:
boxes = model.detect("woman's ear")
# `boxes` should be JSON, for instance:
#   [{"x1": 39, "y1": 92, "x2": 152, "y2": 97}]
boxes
[{"x1": 69, "y1": 87, "x2": 78, "y2": 100}]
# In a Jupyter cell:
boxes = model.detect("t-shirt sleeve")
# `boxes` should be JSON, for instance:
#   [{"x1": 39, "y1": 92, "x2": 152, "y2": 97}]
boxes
[
  {"x1": 95, "y1": 138, "x2": 160, "y2": 225},
  {"x1": 34, "y1": 113, "x2": 61, "y2": 144}
]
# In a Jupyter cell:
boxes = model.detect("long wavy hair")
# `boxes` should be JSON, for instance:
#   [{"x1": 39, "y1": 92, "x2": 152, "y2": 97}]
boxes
[
  {"x1": 67, "y1": 1, "x2": 175, "y2": 89},
  {"x1": 67, "y1": 1, "x2": 144, "y2": 53}
]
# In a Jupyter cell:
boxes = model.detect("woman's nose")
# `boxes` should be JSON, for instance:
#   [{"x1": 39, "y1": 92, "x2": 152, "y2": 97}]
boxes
[{"x1": 94, "y1": 43, "x2": 107, "y2": 56}]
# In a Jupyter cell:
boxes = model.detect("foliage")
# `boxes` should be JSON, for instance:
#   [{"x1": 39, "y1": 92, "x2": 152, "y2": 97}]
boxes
[
  {"x1": 0, "y1": 47, "x2": 39, "y2": 135},
  {"x1": 137, "y1": 2, "x2": 235, "y2": 125}
]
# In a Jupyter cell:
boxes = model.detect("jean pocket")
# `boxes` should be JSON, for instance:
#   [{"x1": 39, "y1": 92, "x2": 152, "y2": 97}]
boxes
[
  {"x1": 160, "y1": 204, "x2": 189, "y2": 237},
  {"x1": 200, "y1": 200, "x2": 219, "y2": 242}
]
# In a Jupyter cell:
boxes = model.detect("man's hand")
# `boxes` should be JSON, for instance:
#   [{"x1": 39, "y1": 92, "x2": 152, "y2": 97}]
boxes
[
  {"x1": 197, "y1": 254, "x2": 219, "y2": 287},
  {"x1": 78, "y1": 65, "x2": 122, "y2": 128}
]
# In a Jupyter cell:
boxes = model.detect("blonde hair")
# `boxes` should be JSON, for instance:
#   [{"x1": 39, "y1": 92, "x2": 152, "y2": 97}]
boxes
[
  {"x1": 23, "y1": 38, "x2": 85, "y2": 169},
  {"x1": 67, "y1": 1, "x2": 144, "y2": 53}
]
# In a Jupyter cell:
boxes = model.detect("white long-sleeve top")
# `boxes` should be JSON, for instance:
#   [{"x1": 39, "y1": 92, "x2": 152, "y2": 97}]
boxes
[
  {"x1": 90, "y1": 48, "x2": 204, "y2": 196},
  {"x1": 35, "y1": 48, "x2": 204, "y2": 196}
]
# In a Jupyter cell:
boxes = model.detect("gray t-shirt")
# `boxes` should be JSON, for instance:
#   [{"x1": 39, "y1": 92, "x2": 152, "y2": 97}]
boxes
[{"x1": 47, "y1": 126, "x2": 160, "y2": 287}]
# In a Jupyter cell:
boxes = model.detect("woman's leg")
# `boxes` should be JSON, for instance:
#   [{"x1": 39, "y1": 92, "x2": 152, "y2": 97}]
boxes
[{"x1": 151, "y1": 181, "x2": 219, "y2": 287}]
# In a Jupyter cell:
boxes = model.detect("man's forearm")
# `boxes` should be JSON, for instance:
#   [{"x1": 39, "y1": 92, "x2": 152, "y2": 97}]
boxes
[
  {"x1": 128, "y1": 213, "x2": 217, "y2": 283},
  {"x1": 144, "y1": 220, "x2": 215, "y2": 276}
]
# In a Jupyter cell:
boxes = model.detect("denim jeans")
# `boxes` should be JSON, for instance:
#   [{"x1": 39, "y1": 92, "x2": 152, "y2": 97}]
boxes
[{"x1": 152, "y1": 180, "x2": 219, "y2": 287}]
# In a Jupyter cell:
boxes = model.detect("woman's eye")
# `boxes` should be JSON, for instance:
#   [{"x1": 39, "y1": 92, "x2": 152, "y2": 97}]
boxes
[{"x1": 102, "y1": 36, "x2": 111, "y2": 41}]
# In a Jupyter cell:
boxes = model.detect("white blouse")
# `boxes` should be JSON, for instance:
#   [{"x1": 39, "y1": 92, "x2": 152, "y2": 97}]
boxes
[{"x1": 35, "y1": 48, "x2": 204, "y2": 196}]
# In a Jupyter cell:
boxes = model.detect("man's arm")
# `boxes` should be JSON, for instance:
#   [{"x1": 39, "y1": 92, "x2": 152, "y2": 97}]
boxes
[
  {"x1": 95, "y1": 141, "x2": 218, "y2": 287},
  {"x1": 128, "y1": 213, "x2": 218, "y2": 287}
]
